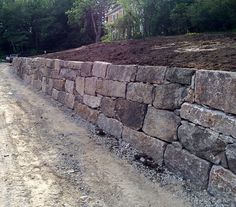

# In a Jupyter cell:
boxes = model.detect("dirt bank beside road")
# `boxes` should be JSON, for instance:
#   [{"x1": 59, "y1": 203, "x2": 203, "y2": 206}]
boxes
[{"x1": 40, "y1": 34, "x2": 236, "y2": 71}]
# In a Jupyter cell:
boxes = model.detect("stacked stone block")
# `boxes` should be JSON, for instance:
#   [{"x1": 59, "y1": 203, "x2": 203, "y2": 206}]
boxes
[{"x1": 12, "y1": 57, "x2": 236, "y2": 202}]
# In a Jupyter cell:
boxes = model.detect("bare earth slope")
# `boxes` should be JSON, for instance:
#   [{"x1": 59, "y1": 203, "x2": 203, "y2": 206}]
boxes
[{"x1": 40, "y1": 34, "x2": 236, "y2": 71}]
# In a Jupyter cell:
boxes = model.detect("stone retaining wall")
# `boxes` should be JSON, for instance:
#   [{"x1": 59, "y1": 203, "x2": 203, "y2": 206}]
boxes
[{"x1": 12, "y1": 57, "x2": 236, "y2": 201}]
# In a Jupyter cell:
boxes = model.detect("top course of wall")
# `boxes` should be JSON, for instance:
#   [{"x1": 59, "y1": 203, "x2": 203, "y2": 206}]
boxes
[{"x1": 12, "y1": 57, "x2": 236, "y2": 202}]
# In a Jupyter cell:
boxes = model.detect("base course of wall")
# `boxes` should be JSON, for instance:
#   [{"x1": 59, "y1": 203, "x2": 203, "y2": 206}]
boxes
[{"x1": 12, "y1": 57, "x2": 236, "y2": 201}]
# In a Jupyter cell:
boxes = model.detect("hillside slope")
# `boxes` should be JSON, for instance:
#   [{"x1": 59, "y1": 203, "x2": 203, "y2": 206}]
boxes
[{"x1": 40, "y1": 34, "x2": 236, "y2": 71}]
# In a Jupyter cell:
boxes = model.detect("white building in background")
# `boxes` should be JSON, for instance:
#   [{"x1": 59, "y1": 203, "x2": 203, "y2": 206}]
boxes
[{"x1": 106, "y1": 5, "x2": 124, "y2": 24}]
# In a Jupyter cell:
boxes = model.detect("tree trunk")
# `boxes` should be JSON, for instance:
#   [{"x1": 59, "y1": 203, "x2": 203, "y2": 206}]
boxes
[
  {"x1": 91, "y1": 12, "x2": 102, "y2": 43},
  {"x1": 96, "y1": 22, "x2": 102, "y2": 42}
]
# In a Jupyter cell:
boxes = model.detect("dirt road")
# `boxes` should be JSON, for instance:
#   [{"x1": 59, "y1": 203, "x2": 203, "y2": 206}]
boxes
[{"x1": 0, "y1": 63, "x2": 194, "y2": 207}]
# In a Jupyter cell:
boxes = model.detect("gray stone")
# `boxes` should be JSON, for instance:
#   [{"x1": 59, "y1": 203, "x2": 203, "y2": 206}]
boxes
[
  {"x1": 81, "y1": 62, "x2": 93, "y2": 77},
  {"x1": 50, "y1": 69, "x2": 61, "y2": 79},
  {"x1": 97, "y1": 114, "x2": 123, "y2": 138},
  {"x1": 136, "y1": 66, "x2": 167, "y2": 84},
  {"x1": 96, "y1": 80, "x2": 126, "y2": 98},
  {"x1": 143, "y1": 107, "x2": 181, "y2": 142},
  {"x1": 75, "y1": 94, "x2": 84, "y2": 104},
  {"x1": 52, "y1": 89, "x2": 59, "y2": 100},
  {"x1": 65, "y1": 80, "x2": 74, "y2": 94},
  {"x1": 126, "y1": 83, "x2": 153, "y2": 104},
  {"x1": 164, "y1": 144, "x2": 211, "y2": 189},
  {"x1": 65, "y1": 61, "x2": 83, "y2": 70},
  {"x1": 74, "y1": 102, "x2": 99, "y2": 124},
  {"x1": 166, "y1": 67, "x2": 195, "y2": 85},
  {"x1": 226, "y1": 144, "x2": 236, "y2": 174},
  {"x1": 195, "y1": 70, "x2": 236, "y2": 115},
  {"x1": 180, "y1": 103, "x2": 236, "y2": 139},
  {"x1": 65, "y1": 93, "x2": 75, "y2": 109},
  {"x1": 208, "y1": 166, "x2": 236, "y2": 201},
  {"x1": 178, "y1": 122, "x2": 232, "y2": 164},
  {"x1": 53, "y1": 59, "x2": 64, "y2": 71},
  {"x1": 122, "y1": 127, "x2": 167, "y2": 165},
  {"x1": 23, "y1": 75, "x2": 32, "y2": 85},
  {"x1": 115, "y1": 99, "x2": 147, "y2": 130},
  {"x1": 85, "y1": 77, "x2": 97, "y2": 95},
  {"x1": 60, "y1": 68, "x2": 77, "y2": 81},
  {"x1": 153, "y1": 84, "x2": 193, "y2": 110},
  {"x1": 40, "y1": 66, "x2": 50, "y2": 77},
  {"x1": 92, "y1": 61, "x2": 110, "y2": 78},
  {"x1": 75, "y1": 77, "x2": 85, "y2": 96},
  {"x1": 100, "y1": 97, "x2": 116, "y2": 118},
  {"x1": 32, "y1": 80, "x2": 42, "y2": 90},
  {"x1": 47, "y1": 79, "x2": 54, "y2": 95},
  {"x1": 83, "y1": 95, "x2": 101, "y2": 109},
  {"x1": 42, "y1": 77, "x2": 47, "y2": 93},
  {"x1": 57, "y1": 91, "x2": 66, "y2": 104},
  {"x1": 53, "y1": 79, "x2": 65, "y2": 91},
  {"x1": 106, "y1": 65, "x2": 137, "y2": 82}
]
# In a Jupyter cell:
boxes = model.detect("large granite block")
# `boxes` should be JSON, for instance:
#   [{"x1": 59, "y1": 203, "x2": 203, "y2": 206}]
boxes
[{"x1": 195, "y1": 70, "x2": 236, "y2": 115}]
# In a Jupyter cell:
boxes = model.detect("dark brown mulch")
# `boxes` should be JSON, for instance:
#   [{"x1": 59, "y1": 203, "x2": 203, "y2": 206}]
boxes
[{"x1": 40, "y1": 33, "x2": 236, "y2": 71}]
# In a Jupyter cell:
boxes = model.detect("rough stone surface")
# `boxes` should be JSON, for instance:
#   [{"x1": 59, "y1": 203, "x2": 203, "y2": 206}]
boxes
[
  {"x1": 57, "y1": 91, "x2": 66, "y2": 104},
  {"x1": 178, "y1": 121, "x2": 233, "y2": 164},
  {"x1": 75, "y1": 77, "x2": 85, "y2": 96},
  {"x1": 164, "y1": 144, "x2": 211, "y2": 189},
  {"x1": 65, "y1": 61, "x2": 83, "y2": 70},
  {"x1": 65, "y1": 80, "x2": 74, "y2": 94},
  {"x1": 81, "y1": 62, "x2": 93, "y2": 77},
  {"x1": 115, "y1": 99, "x2": 147, "y2": 130},
  {"x1": 143, "y1": 107, "x2": 181, "y2": 142},
  {"x1": 226, "y1": 144, "x2": 236, "y2": 174},
  {"x1": 74, "y1": 102, "x2": 99, "y2": 124},
  {"x1": 53, "y1": 59, "x2": 64, "y2": 71},
  {"x1": 122, "y1": 127, "x2": 166, "y2": 165},
  {"x1": 40, "y1": 66, "x2": 50, "y2": 77},
  {"x1": 195, "y1": 70, "x2": 236, "y2": 115},
  {"x1": 126, "y1": 83, "x2": 153, "y2": 104},
  {"x1": 92, "y1": 61, "x2": 110, "y2": 78},
  {"x1": 153, "y1": 84, "x2": 192, "y2": 110},
  {"x1": 83, "y1": 94, "x2": 101, "y2": 109},
  {"x1": 180, "y1": 103, "x2": 236, "y2": 139},
  {"x1": 208, "y1": 166, "x2": 236, "y2": 201},
  {"x1": 96, "y1": 80, "x2": 126, "y2": 98},
  {"x1": 65, "y1": 93, "x2": 75, "y2": 109},
  {"x1": 52, "y1": 89, "x2": 59, "y2": 100},
  {"x1": 46, "y1": 79, "x2": 54, "y2": 95},
  {"x1": 60, "y1": 68, "x2": 77, "y2": 81},
  {"x1": 166, "y1": 67, "x2": 195, "y2": 85},
  {"x1": 84, "y1": 77, "x2": 97, "y2": 96},
  {"x1": 136, "y1": 66, "x2": 167, "y2": 84},
  {"x1": 42, "y1": 77, "x2": 47, "y2": 93},
  {"x1": 97, "y1": 114, "x2": 123, "y2": 138},
  {"x1": 23, "y1": 75, "x2": 32, "y2": 84},
  {"x1": 50, "y1": 69, "x2": 61, "y2": 79},
  {"x1": 32, "y1": 80, "x2": 42, "y2": 90},
  {"x1": 100, "y1": 97, "x2": 116, "y2": 118},
  {"x1": 53, "y1": 79, "x2": 65, "y2": 91},
  {"x1": 106, "y1": 65, "x2": 137, "y2": 82},
  {"x1": 74, "y1": 94, "x2": 84, "y2": 104}
]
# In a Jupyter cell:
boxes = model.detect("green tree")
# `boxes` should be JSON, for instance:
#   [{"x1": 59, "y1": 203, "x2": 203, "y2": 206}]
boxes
[
  {"x1": 67, "y1": 0, "x2": 114, "y2": 42},
  {"x1": 189, "y1": 0, "x2": 236, "y2": 32}
]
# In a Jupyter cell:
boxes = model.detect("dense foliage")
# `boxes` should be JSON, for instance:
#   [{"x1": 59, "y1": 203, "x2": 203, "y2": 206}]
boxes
[
  {"x1": 0, "y1": 0, "x2": 92, "y2": 56},
  {"x1": 0, "y1": 0, "x2": 235, "y2": 56},
  {"x1": 110, "y1": 0, "x2": 236, "y2": 40}
]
